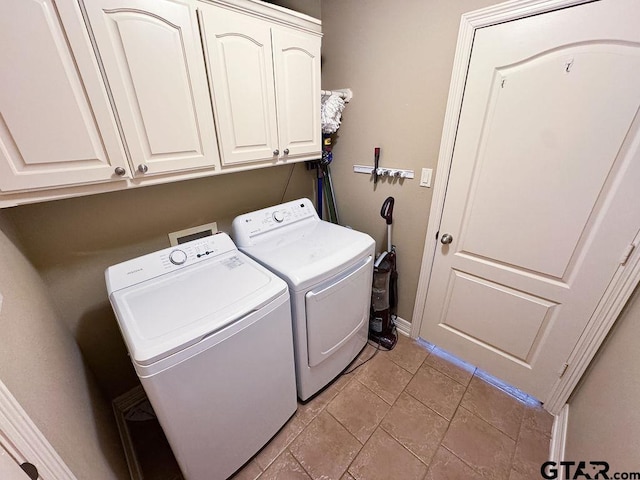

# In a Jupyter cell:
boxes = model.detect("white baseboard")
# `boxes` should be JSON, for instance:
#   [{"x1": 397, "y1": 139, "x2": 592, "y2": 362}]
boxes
[
  {"x1": 550, "y1": 404, "x2": 569, "y2": 464},
  {"x1": 394, "y1": 316, "x2": 411, "y2": 337}
]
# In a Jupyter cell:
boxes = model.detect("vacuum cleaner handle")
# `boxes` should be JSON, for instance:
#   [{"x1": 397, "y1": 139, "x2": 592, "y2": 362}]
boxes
[{"x1": 381, "y1": 197, "x2": 394, "y2": 225}]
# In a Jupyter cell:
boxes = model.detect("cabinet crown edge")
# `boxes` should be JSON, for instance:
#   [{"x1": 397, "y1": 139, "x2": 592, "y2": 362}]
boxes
[{"x1": 197, "y1": 0, "x2": 322, "y2": 35}]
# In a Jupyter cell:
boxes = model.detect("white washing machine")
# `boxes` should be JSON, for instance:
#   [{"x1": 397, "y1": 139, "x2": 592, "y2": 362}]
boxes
[
  {"x1": 105, "y1": 233, "x2": 297, "y2": 480},
  {"x1": 232, "y1": 198, "x2": 375, "y2": 400}
]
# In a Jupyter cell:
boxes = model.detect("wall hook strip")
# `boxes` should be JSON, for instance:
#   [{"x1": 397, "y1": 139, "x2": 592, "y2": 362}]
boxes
[{"x1": 320, "y1": 88, "x2": 353, "y2": 102}]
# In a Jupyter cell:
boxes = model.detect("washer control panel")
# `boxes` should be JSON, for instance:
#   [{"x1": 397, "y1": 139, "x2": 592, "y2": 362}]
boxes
[
  {"x1": 106, "y1": 232, "x2": 237, "y2": 293},
  {"x1": 232, "y1": 198, "x2": 318, "y2": 244}
]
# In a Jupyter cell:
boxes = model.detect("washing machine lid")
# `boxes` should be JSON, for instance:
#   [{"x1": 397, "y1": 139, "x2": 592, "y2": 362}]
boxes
[
  {"x1": 106, "y1": 233, "x2": 287, "y2": 366},
  {"x1": 235, "y1": 216, "x2": 375, "y2": 291}
]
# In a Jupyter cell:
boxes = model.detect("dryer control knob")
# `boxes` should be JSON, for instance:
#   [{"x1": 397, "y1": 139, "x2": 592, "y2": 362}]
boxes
[
  {"x1": 169, "y1": 249, "x2": 188, "y2": 265},
  {"x1": 273, "y1": 211, "x2": 285, "y2": 223}
]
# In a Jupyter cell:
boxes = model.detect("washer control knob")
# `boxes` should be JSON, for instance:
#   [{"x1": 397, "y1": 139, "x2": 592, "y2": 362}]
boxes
[
  {"x1": 169, "y1": 249, "x2": 188, "y2": 265},
  {"x1": 272, "y1": 211, "x2": 285, "y2": 223}
]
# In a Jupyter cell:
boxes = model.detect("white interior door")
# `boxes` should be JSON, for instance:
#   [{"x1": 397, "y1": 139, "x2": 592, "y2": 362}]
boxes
[
  {"x1": 420, "y1": 0, "x2": 640, "y2": 402},
  {"x1": 0, "y1": 448, "x2": 28, "y2": 480}
]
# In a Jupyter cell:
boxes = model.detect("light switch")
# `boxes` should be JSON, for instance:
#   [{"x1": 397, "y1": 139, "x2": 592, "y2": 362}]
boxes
[{"x1": 420, "y1": 168, "x2": 433, "y2": 188}]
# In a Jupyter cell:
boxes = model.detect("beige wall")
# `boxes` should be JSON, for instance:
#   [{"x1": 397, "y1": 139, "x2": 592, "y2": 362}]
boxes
[
  {"x1": 320, "y1": 0, "x2": 503, "y2": 323},
  {"x1": 5, "y1": 163, "x2": 314, "y2": 398},
  {"x1": 564, "y1": 285, "x2": 640, "y2": 471},
  {"x1": 264, "y1": 0, "x2": 320, "y2": 18},
  {"x1": 0, "y1": 212, "x2": 128, "y2": 479}
]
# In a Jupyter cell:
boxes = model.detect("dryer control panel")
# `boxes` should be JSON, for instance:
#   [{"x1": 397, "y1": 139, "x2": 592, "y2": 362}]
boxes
[
  {"x1": 232, "y1": 198, "x2": 318, "y2": 245},
  {"x1": 106, "y1": 232, "x2": 237, "y2": 293}
]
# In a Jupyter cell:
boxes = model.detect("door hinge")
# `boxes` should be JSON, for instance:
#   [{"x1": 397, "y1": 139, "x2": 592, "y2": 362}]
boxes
[
  {"x1": 559, "y1": 363, "x2": 569, "y2": 378},
  {"x1": 620, "y1": 243, "x2": 636, "y2": 266}
]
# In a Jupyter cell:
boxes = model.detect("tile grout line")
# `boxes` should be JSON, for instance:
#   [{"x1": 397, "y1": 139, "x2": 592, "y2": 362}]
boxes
[
  {"x1": 252, "y1": 338, "x2": 531, "y2": 480},
  {"x1": 505, "y1": 407, "x2": 528, "y2": 479},
  {"x1": 338, "y1": 342, "x2": 435, "y2": 479},
  {"x1": 426, "y1": 368, "x2": 476, "y2": 479}
]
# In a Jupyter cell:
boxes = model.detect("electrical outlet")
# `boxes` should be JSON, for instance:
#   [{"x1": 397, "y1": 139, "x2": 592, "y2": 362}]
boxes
[{"x1": 419, "y1": 168, "x2": 433, "y2": 187}]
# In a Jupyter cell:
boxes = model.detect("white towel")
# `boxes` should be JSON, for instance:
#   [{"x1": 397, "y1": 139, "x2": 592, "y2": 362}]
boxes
[{"x1": 321, "y1": 94, "x2": 346, "y2": 134}]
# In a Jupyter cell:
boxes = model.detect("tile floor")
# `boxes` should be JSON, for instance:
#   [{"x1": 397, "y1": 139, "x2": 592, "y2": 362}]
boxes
[{"x1": 231, "y1": 335, "x2": 554, "y2": 480}]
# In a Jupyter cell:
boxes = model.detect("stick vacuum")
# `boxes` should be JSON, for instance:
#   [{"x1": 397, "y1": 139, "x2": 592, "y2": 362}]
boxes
[{"x1": 369, "y1": 197, "x2": 398, "y2": 350}]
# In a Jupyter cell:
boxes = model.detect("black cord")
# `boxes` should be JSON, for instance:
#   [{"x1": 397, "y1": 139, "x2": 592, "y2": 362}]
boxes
[
  {"x1": 342, "y1": 321, "x2": 398, "y2": 375},
  {"x1": 280, "y1": 163, "x2": 296, "y2": 203},
  {"x1": 341, "y1": 340, "x2": 382, "y2": 375}
]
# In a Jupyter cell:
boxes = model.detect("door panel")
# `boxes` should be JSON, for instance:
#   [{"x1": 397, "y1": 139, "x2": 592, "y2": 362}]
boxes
[
  {"x1": 272, "y1": 28, "x2": 321, "y2": 159},
  {"x1": 460, "y1": 43, "x2": 640, "y2": 279},
  {"x1": 84, "y1": 0, "x2": 220, "y2": 175},
  {"x1": 305, "y1": 256, "x2": 372, "y2": 367},
  {"x1": 0, "y1": 0, "x2": 129, "y2": 192},
  {"x1": 420, "y1": 0, "x2": 640, "y2": 401},
  {"x1": 201, "y1": 6, "x2": 279, "y2": 165},
  {"x1": 442, "y1": 270, "x2": 558, "y2": 364}
]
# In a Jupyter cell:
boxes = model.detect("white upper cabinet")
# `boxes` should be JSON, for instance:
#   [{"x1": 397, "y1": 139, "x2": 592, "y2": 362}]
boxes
[
  {"x1": 0, "y1": 0, "x2": 321, "y2": 207},
  {"x1": 200, "y1": 3, "x2": 321, "y2": 166},
  {"x1": 201, "y1": 7, "x2": 279, "y2": 165},
  {"x1": 83, "y1": 0, "x2": 221, "y2": 177},
  {"x1": 272, "y1": 27, "x2": 321, "y2": 160},
  {"x1": 0, "y1": 0, "x2": 130, "y2": 193}
]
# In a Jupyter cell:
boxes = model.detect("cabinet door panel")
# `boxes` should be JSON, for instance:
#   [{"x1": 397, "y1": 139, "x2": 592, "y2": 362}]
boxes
[
  {"x1": 85, "y1": 0, "x2": 220, "y2": 175},
  {"x1": 272, "y1": 28, "x2": 321, "y2": 159},
  {"x1": 201, "y1": 7, "x2": 279, "y2": 166},
  {"x1": 0, "y1": 0, "x2": 129, "y2": 193}
]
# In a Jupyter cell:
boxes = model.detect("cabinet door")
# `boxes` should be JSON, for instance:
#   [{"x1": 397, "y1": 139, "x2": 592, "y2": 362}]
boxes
[
  {"x1": 272, "y1": 28, "x2": 321, "y2": 159},
  {"x1": 200, "y1": 6, "x2": 279, "y2": 166},
  {"x1": 0, "y1": 0, "x2": 129, "y2": 193},
  {"x1": 84, "y1": 0, "x2": 220, "y2": 176}
]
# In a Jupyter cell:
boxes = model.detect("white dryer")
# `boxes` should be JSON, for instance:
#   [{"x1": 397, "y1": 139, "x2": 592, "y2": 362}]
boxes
[
  {"x1": 106, "y1": 233, "x2": 297, "y2": 480},
  {"x1": 232, "y1": 198, "x2": 375, "y2": 400}
]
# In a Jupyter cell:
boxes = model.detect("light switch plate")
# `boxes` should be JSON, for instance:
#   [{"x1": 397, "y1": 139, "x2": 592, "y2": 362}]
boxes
[
  {"x1": 169, "y1": 222, "x2": 218, "y2": 246},
  {"x1": 420, "y1": 168, "x2": 433, "y2": 187}
]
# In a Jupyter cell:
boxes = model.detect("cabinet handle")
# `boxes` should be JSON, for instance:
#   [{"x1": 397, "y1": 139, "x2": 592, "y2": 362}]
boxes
[
  {"x1": 283, "y1": 148, "x2": 290, "y2": 155},
  {"x1": 138, "y1": 164, "x2": 148, "y2": 174},
  {"x1": 273, "y1": 149, "x2": 280, "y2": 156},
  {"x1": 114, "y1": 167, "x2": 126, "y2": 176}
]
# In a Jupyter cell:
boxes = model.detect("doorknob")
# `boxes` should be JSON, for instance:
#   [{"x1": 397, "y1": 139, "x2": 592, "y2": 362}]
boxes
[{"x1": 440, "y1": 233, "x2": 453, "y2": 245}]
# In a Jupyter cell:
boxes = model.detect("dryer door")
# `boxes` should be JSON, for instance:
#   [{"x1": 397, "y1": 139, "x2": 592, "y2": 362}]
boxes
[{"x1": 305, "y1": 255, "x2": 373, "y2": 367}]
